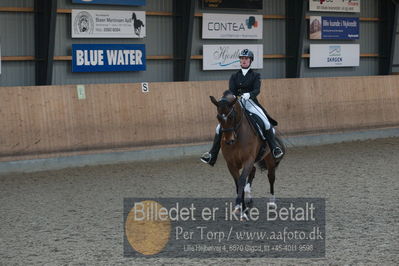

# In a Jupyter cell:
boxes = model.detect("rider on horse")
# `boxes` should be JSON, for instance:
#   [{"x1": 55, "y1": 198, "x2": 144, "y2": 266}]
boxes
[{"x1": 201, "y1": 49, "x2": 284, "y2": 166}]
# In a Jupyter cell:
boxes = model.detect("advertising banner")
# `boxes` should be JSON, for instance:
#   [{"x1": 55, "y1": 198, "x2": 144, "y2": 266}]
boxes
[
  {"x1": 72, "y1": 0, "x2": 145, "y2": 6},
  {"x1": 72, "y1": 10, "x2": 145, "y2": 38},
  {"x1": 203, "y1": 0, "x2": 262, "y2": 9},
  {"x1": 310, "y1": 16, "x2": 359, "y2": 40},
  {"x1": 72, "y1": 44, "x2": 146, "y2": 72},
  {"x1": 203, "y1": 44, "x2": 263, "y2": 70},
  {"x1": 202, "y1": 13, "x2": 262, "y2": 39},
  {"x1": 309, "y1": 0, "x2": 360, "y2": 13},
  {"x1": 310, "y1": 44, "x2": 359, "y2": 68}
]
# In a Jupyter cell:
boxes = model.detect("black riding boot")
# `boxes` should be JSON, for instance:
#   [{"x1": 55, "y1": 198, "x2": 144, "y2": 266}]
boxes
[
  {"x1": 200, "y1": 133, "x2": 221, "y2": 166},
  {"x1": 264, "y1": 128, "x2": 283, "y2": 159}
]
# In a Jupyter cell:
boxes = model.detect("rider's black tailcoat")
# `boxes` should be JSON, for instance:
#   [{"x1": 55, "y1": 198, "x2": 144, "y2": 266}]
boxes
[{"x1": 229, "y1": 69, "x2": 278, "y2": 126}]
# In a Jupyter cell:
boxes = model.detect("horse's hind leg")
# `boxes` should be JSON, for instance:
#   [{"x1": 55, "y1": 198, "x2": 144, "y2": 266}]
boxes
[
  {"x1": 263, "y1": 154, "x2": 277, "y2": 203},
  {"x1": 267, "y1": 167, "x2": 276, "y2": 203},
  {"x1": 245, "y1": 166, "x2": 256, "y2": 208}
]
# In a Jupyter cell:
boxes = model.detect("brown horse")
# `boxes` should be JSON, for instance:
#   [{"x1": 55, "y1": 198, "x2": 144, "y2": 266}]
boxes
[{"x1": 210, "y1": 93, "x2": 285, "y2": 217}]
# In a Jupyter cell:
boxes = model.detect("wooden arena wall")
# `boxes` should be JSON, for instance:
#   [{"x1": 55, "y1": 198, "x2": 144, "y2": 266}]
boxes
[{"x1": 1, "y1": 75, "x2": 399, "y2": 161}]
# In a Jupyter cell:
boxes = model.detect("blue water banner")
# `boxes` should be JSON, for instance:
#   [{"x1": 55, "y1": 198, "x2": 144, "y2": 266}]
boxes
[
  {"x1": 309, "y1": 16, "x2": 359, "y2": 40},
  {"x1": 72, "y1": 0, "x2": 145, "y2": 6},
  {"x1": 72, "y1": 44, "x2": 146, "y2": 72}
]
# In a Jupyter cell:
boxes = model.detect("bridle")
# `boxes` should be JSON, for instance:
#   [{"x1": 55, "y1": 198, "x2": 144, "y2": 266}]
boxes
[{"x1": 218, "y1": 99, "x2": 243, "y2": 137}]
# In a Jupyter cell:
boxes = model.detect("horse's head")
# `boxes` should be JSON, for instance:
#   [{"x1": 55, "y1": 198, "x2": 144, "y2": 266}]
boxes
[{"x1": 210, "y1": 92, "x2": 239, "y2": 145}]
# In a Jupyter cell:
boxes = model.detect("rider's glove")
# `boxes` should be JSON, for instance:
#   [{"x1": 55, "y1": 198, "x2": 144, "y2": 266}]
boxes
[{"x1": 242, "y1": 93, "x2": 250, "y2": 100}]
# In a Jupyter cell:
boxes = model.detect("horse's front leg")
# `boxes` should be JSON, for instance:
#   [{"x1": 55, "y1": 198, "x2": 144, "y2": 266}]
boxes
[
  {"x1": 226, "y1": 163, "x2": 241, "y2": 206},
  {"x1": 235, "y1": 162, "x2": 254, "y2": 215},
  {"x1": 245, "y1": 166, "x2": 256, "y2": 208}
]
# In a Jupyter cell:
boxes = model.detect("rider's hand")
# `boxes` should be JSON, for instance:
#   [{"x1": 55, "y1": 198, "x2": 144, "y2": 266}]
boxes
[
  {"x1": 242, "y1": 93, "x2": 250, "y2": 100},
  {"x1": 226, "y1": 94, "x2": 236, "y2": 101}
]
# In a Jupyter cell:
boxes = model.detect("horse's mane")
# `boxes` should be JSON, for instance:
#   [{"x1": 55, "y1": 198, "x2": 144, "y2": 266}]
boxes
[
  {"x1": 223, "y1": 90, "x2": 232, "y2": 97},
  {"x1": 219, "y1": 90, "x2": 237, "y2": 106}
]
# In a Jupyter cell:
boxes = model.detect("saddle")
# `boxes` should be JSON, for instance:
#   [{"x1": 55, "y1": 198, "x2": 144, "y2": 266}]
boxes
[
  {"x1": 245, "y1": 110, "x2": 266, "y2": 140},
  {"x1": 244, "y1": 110, "x2": 268, "y2": 163}
]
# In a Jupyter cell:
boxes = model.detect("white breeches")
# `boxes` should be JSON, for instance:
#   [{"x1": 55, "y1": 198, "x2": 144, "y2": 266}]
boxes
[
  {"x1": 216, "y1": 124, "x2": 221, "y2": 134},
  {"x1": 215, "y1": 99, "x2": 272, "y2": 135},
  {"x1": 241, "y1": 99, "x2": 271, "y2": 130}
]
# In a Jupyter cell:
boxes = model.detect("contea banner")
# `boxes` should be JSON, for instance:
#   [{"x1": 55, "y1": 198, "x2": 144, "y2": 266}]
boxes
[
  {"x1": 203, "y1": 44, "x2": 263, "y2": 70},
  {"x1": 202, "y1": 13, "x2": 262, "y2": 39},
  {"x1": 310, "y1": 44, "x2": 359, "y2": 68},
  {"x1": 309, "y1": 0, "x2": 360, "y2": 13},
  {"x1": 309, "y1": 16, "x2": 359, "y2": 40},
  {"x1": 72, "y1": 0, "x2": 146, "y2": 6},
  {"x1": 72, "y1": 44, "x2": 146, "y2": 72},
  {"x1": 72, "y1": 10, "x2": 145, "y2": 38}
]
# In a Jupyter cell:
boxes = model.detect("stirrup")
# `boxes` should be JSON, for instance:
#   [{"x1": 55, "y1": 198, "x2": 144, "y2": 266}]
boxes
[
  {"x1": 272, "y1": 147, "x2": 283, "y2": 159},
  {"x1": 200, "y1": 152, "x2": 212, "y2": 164}
]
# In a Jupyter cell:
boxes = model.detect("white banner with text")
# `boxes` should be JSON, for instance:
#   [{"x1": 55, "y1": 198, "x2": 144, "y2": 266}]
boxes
[
  {"x1": 202, "y1": 13, "x2": 263, "y2": 39},
  {"x1": 203, "y1": 44, "x2": 263, "y2": 70},
  {"x1": 310, "y1": 44, "x2": 360, "y2": 68},
  {"x1": 72, "y1": 9, "x2": 146, "y2": 38},
  {"x1": 309, "y1": 0, "x2": 360, "y2": 13}
]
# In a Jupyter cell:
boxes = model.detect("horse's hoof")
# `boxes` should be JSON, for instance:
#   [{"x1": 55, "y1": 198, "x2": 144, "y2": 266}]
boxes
[
  {"x1": 246, "y1": 199, "x2": 254, "y2": 208},
  {"x1": 268, "y1": 195, "x2": 276, "y2": 206},
  {"x1": 233, "y1": 204, "x2": 241, "y2": 214},
  {"x1": 244, "y1": 183, "x2": 251, "y2": 193},
  {"x1": 240, "y1": 212, "x2": 248, "y2": 221}
]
